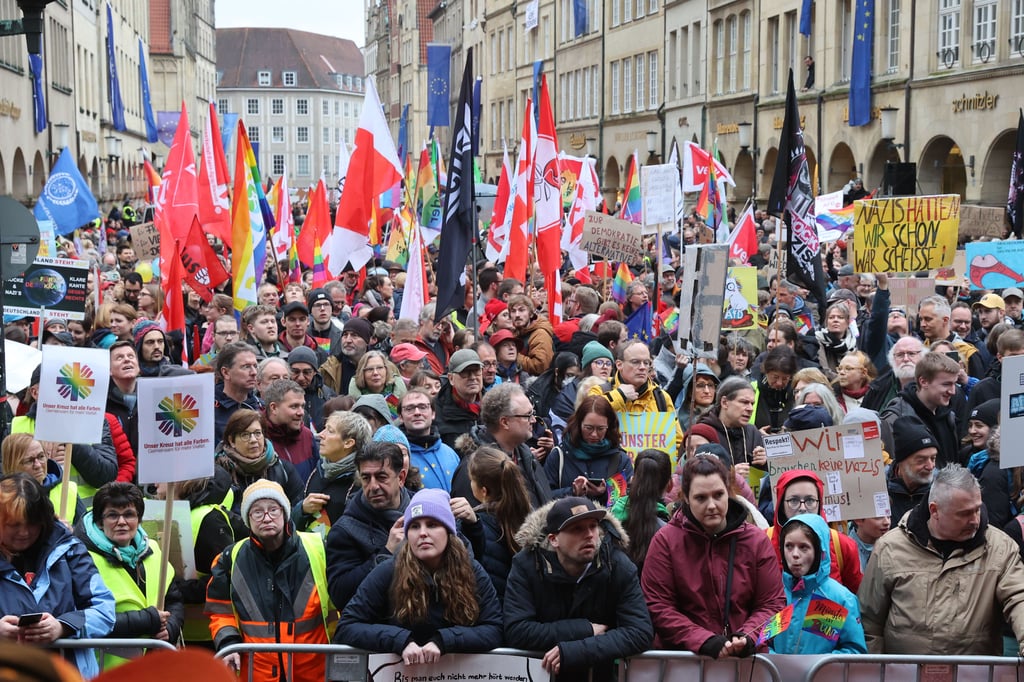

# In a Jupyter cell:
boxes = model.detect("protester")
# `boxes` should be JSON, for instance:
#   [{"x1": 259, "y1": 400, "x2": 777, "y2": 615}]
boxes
[
  {"x1": 610, "y1": 449, "x2": 672, "y2": 572},
  {"x1": 1, "y1": 433, "x2": 85, "y2": 525},
  {"x1": 298, "y1": 411, "x2": 373, "y2": 532},
  {"x1": 544, "y1": 395, "x2": 633, "y2": 503}
]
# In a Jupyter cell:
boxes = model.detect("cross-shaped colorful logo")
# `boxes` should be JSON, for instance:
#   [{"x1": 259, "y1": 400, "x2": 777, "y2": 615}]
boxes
[
  {"x1": 56, "y1": 362, "x2": 95, "y2": 402},
  {"x1": 156, "y1": 393, "x2": 200, "y2": 437}
]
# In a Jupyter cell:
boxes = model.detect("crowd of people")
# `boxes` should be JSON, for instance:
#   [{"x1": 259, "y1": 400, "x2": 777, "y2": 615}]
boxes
[{"x1": 4, "y1": 206, "x2": 1024, "y2": 680}]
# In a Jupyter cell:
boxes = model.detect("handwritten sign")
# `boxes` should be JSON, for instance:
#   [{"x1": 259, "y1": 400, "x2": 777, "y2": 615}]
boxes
[
  {"x1": 852, "y1": 195, "x2": 959, "y2": 274},
  {"x1": 802, "y1": 596, "x2": 849, "y2": 644},
  {"x1": 765, "y1": 422, "x2": 887, "y2": 521},
  {"x1": 129, "y1": 222, "x2": 160, "y2": 261},
  {"x1": 618, "y1": 412, "x2": 679, "y2": 467},
  {"x1": 641, "y1": 163, "x2": 679, "y2": 230},
  {"x1": 958, "y1": 204, "x2": 1005, "y2": 238},
  {"x1": 581, "y1": 211, "x2": 644, "y2": 264},
  {"x1": 965, "y1": 241, "x2": 1024, "y2": 290},
  {"x1": 888, "y1": 276, "x2": 936, "y2": 312},
  {"x1": 368, "y1": 653, "x2": 545, "y2": 682},
  {"x1": 722, "y1": 266, "x2": 758, "y2": 331}
]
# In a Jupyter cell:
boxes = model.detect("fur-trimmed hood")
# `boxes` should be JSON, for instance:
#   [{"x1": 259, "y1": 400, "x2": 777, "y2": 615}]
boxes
[{"x1": 515, "y1": 498, "x2": 630, "y2": 553}]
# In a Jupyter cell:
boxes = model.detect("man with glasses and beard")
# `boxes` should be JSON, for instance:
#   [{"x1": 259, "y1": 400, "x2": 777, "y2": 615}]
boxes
[{"x1": 862, "y1": 337, "x2": 927, "y2": 412}]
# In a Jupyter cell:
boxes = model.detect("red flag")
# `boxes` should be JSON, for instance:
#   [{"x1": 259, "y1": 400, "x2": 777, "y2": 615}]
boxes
[
  {"x1": 297, "y1": 181, "x2": 331, "y2": 268},
  {"x1": 181, "y1": 216, "x2": 230, "y2": 302},
  {"x1": 197, "y1": 102, "x2": 232, "y2": 247},
  {"x1": 534, "y1": 75, "x2": 563, "y2": 323},
  {"x1": 505, "y1": 98, "x2": 535, "y2": 283},
  {"x1": 727, "y1": 205, "x2": 759, "y2": 265},
  {"x1": 163, "y1": 239, "x2": 186, "y2": 339},
  {"x1": 154, "y1": 102, "x2": 199, "y2": 243}
]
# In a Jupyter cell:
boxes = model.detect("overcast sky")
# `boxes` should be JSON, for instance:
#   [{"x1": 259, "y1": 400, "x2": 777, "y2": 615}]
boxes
[{"x1": 215, "y1": 0, "x2": 366, "y2": 48}]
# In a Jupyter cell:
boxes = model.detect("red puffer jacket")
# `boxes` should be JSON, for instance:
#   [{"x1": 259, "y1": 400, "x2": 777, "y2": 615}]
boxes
[{"x1": 105, "y1": 413, "x2": 136, "y2": 482}]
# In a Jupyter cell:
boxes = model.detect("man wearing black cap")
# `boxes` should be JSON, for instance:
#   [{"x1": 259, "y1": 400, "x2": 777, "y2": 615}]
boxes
[
  {"x1": 319, "y1": 317, "x2": 373, "y2": 395},
  {"x1": 306, "y1": 288, "x2": 342, "y2": 353},
  {"x1": 504, "y1": 497, "x2": 653, "y2": 682},
  {"x1": 886, "y1": 417, "x2": 937, "y2": 522},
  {"x1": 279, "y1": 301, "x2": 323, "y2": 364},
  {"x1": 288, "y1": 346, "x2": 336, "y2": 432}
]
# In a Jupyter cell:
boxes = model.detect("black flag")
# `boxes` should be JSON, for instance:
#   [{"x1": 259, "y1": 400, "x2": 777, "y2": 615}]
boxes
[
  {"x1": 1007, "y1": 108, "x2": 1024, "y2": 239},
  {"x1": 767, "y1": 69, "x2": 826, "y2": 316},
  {"x1": 434, "y1": 50, "x2": 476, "y2": 322}
]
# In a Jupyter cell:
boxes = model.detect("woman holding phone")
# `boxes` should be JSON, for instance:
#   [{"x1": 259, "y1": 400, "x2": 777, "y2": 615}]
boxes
[{"x1": 544, "y1": 396, "x2": 633, "y2": 504}]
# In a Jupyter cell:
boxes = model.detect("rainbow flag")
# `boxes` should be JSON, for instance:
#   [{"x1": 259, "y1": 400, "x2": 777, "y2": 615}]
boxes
[
  {"x1": 239, "y1": 133, "x2": 273, "y2": 286},
  {"x1": 756, "y1": 603, "x2": 796, "y2": 647},
  {"x1": 801, "y1": 596, "x2": 849, "y2": 644},
  {"x1": 230, "y1": 123, "x2": 262, "y2": 315},
  {"x1": 385, "y1": 211, "x2": 410, "y2": 266},
  {"x1": 660, "y1": 308, "x2": 679, "y2": 336},
  {"x1": 606, "y1": 472, "x2": 628, "y2": 509},
  {"x1": 620, "y1": 151, "x2": 642, "y2": 223},
  {"x1": 143, "y1": 158, "x2": 161, "y2": 204},
  {"x1": 816, "y1": 204, "x2": 856, "y2": 237},
  {"x1": 611, "y1": 262, "x2": 633, "y2": 304}
]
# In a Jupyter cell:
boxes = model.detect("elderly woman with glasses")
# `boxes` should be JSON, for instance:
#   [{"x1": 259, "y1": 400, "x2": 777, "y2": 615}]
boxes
[
  {"x1": 347, "y1": 350, "x2": 407, "y2": 414},
  {"x1": 1, "y1": 433, "x2": 85, "y2": 525},
  {"x1": 544, "y1": 396, "x2": 633, "y2": 504}
]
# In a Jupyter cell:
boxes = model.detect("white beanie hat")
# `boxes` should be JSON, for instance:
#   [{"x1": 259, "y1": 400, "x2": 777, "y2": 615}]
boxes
[{"x1": 240, "y1": 479, "x2": 291, "y2": 528}]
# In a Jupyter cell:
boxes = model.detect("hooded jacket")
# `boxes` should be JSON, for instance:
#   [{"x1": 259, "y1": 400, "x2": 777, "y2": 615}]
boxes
[
  {"x1": 769, "y1": 514, "x2": 866, "y2": 654},
  {"x1": 402, "y1": 425, "x2": 461, "y2": 492},
  {"x1": 859, "y1": 499, "x2": 1024, "y2": 655},
  {"x1": 879, "y1": 383, "x2": 961, "y2": 468},
  {"x1": 503, "y1": 502, "x2": 653, "y2": 682},
  {"x1": 516, "y1": 316, "x2": 555, "y2": 376},
  {"x1": 641, "y1": 498, "x2": 786, "y2": 654},
  {"x1": 768, "y1": 469, "x2": 863, "y2": 593}
]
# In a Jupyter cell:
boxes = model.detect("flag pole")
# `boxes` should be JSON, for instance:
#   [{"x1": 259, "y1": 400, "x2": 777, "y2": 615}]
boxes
[{"x1": 470, "y1": 202, "x2": 480, "y2": 339}]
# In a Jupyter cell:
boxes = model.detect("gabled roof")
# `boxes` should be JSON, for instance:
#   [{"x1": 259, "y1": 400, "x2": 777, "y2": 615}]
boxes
[{"x1": 216, "y1": 27, "x2": 364, "y2": 90}]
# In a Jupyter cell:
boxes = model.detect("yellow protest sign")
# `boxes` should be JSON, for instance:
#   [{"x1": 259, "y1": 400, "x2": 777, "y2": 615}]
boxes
[
  {"x1": 722, "y1": 266, "x2": 758, "y2": 331},
  {"x1": 852, "y1": 195, "x2": 959, "y2": 274},
  {"x1": 618, "y1": 412, "x2": 679, "y2": 468}
]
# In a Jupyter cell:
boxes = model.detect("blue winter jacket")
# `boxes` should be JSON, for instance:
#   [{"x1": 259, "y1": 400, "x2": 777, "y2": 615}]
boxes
[
  {"x1": 0, "y1": 521, "x2": 116, "y2": 678},
  {"x1": 770, "y1": 514, "x2": 867, "y2": 655},
  {"x1": 406, "y1": 430, "x2": 461, "y2": 492}
]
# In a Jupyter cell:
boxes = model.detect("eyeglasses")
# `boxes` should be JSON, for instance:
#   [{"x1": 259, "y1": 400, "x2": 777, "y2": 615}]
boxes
[
  {"x1": 292, "y1": 368, "x2": 316, "y2": 377},
  {"x1": 215, "y1": 330, "x2": 238, "y2": 337},
  {"x1": 893, "y1": 350, "x2": 922, "y2": 359},
  {"x1": 249, "y1": 506, "x2": 283, "y2": 521},
  {"x1": 102, "y1": 511, "x2": 139, "y2": 523},
  {"x1": 626, "y1": 359, "x2": 653, "y2": 368},
  {"x1": 237, "y1": 429, "x2": 264, "y2": 441},
  {"x1": 510, "y1": 412, "x2": 537, "y2": 421},
  {"x1": 784, "y1": 496, "x2": 820, "y2": 510},
  {"x1": 311, "y1": 301, "x2": 332, "y2": 309},
  {"x1": 694, "y1": 381, "x2": 717, "y2": 391},
  {"x1": 581, "y1": 424, "x2": 608, "y2": 435},
  {"x1": 401, "y1": 403, "x2": 431, "y2": 414},
  {"x1": 19, "y1": 453, "x2": 47, "y2": 466},
  {"x1": 591, "y1": 359, "x2": 613, "y2": 368},
  {"x1": 480, "y1": 361, "x2": 498, "y2": 369}
]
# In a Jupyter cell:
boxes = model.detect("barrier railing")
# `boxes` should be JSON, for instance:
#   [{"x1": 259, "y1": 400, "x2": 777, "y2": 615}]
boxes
[
  {"x1": 45, "y1": 638, "x2": 179, "y2": 673},
  {"x1": 801, "y1": 653, "x2": 1024, "y2": 682}
]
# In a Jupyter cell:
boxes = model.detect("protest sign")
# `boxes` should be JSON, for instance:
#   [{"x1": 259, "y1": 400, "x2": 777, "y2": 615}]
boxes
[
  {"x1": 852, "y1": 195, "x2": 959, "y2": 273},
  {"x1": 367, "y1": 653, "x2": 545, "y2": 682},
  {"x1": 965, "y1": 240, "x2": 1024, "y2": 290},
  {"x1": 934, "y1": 249, "x2": 966, "y2": 286},
  {"x1": 618, "y1": 412, "x2": 678, "y2": 466},
  {"x1": 130, "y1": 221, "x2": 160, "y2": 261},
  {"x1": 136, "y1": 373, "x2": 216, "y2": 485},
  {"x1": 722, "y1": 266, "x2": 758, "y2": 330},
  {"x1": 958, "y1": 203, "x2": 1005, "y2": 239},
  {"x1": 763, "y1": 422, "x2": 887, "y2": 521},
  {"x1": 37, "y1": 221, "x2": 56, "y2": 258},
  {"x1": 641, "y1": 163, "x2": 679, "y2": 231},
  {"x1": 34, "y1": 346, "x2": 110, "y2": 444},
  {"x1": 2, "y1": 257, "x2": 89, "y2": 320},
  {"x1": 888, "y1": 276, "x2": 936, "y2": 312},
  {"x1": 678, "y1": 244, "x2": 728, "y2": 353},
  {"x1": 141, "y1": 499, "x2": 196, "y2": 580},
  {"x1": 1002, "y1": 355, "x2": 1024, "y2": 468},
  {"x1": 581, "y1": 211, "x2": 644, "y2": 264}
]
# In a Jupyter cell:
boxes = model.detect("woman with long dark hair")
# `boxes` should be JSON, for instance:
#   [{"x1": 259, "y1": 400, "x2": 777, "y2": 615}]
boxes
[
  {"x1": 336, "y1": 488, "x2": 502, "y2": 663},
  {"x1": 545, "y1": 395, "x2": 633, "y2": 504},
  {"x1": 611, "y1": 449, "x2": 672, "y2": 571}
]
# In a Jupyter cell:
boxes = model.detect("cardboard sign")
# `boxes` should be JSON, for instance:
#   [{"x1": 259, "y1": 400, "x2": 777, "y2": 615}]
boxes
[
  {"x1": 934, "y1": 249, "x2": 966, "y2": 286},
  {"x1": 764, "y1": 422, "x2": 887, "y2": 521},
  {"x1": 722, "y1": 266, "x2": 758, "y2": 331},
  {"x1": 1001, "y1": 354, "x2": 1024, "y2": 469},
  {"x1": 641, "y1": 164, "x2": 680, "y2": 230},
  {"x1": 618, "y1": 412, "x2": 679, "y2": 467},
  {"x1": 136, "y1": 373, "x2": 216, "y2": 485},
  {"x1": 367, "y1": 654, "x2": 546, "y2": 682},
  {"x1": 34, "y1": 346, "x2": 110, "y2": 444},
  {"x1": 852, "y1": 195, "x2": 959, "y2": 274},
  {"x1": 959, "y1": 204, "x2": 1006, "y2": 239},
  {"x1": 141, "y1": 499, "x2": 196, "y2": 581},
  {"x1": 678, "y1": 244, "x2": 729, "y2": 353},
  {"x1": 581, "y1": 211, "x2": 644, "y2": 264},
  {"x1": 2, "y1": 257, "x2": 90, "y2": 320},
  {"x1": 130, "y1": 221, "x2": 160, "y2": 261},
  {"x1": 888, "y1": 276, "x2": 936, "y2": 312},
  {"x1": 965, "y1": 241, "x2": 1024, "y2": 290}
]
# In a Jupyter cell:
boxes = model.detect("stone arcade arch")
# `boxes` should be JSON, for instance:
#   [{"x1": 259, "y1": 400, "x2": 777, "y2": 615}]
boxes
[
  {"x1": 918, "y1": 135, "x2": 966, "y2": 199},
  {"x1": 980, "y1": 128, "x2": 1016, "y2": 204}
]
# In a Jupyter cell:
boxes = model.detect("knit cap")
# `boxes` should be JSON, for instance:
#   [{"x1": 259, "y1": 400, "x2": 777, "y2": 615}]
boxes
[
  {"x1": 240, "y1": 479, "x2": 291, "y2": 528},
  {"x1": 686, "y1": 422, "x2": 721, "y2": 445},
  {"x1": 581, "y1": 341, "x2": 614, "y2": 369},
  {"x1": 287, "y1": 346, "x2": 319, "y2": 369},
  {"x1": 132, "y1": 319, "x2": 162, "y2": 347},
  {"x1": 404, "y1": 488, "x2": 457, "y2": 536},
  {"x1": 372, "y1": 424, "x2": 411, "y2": 452},
  {"x1": 892, "y1": 418, "x2": 936, "y2": 465},
  {"x1": 343, "y1": 317, "x2": 373, "y2": 344},
  {"x1": 969, "y1": 398, "x2": 1000, "y2": 428}
]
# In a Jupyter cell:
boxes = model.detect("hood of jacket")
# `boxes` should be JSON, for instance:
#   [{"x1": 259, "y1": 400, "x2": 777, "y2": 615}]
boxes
[
  {"x1": 453, "y1": 424, "x2": 496, "y2": 459},
  {"x1": 522, "y1": 315, "x2": 555, "y2": 339},
  {"x1": 781, "y1": 513, "x2": 831, "y2": 595},
  {"x1": 515, "y1": 499, "x2": 630, "y2": 553},
  {"x1": 681, "y1": 363, "x2": 719, "y2": 408},
  {"x1": 670, "y1": 495, "x2": 750, "y2": 539},
  {"x1": 771, "y1": 469, "x2": 826, "y2": 532}
]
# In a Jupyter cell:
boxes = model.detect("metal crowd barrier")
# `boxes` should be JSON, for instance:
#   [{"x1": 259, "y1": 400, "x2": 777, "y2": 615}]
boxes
[
  {"x1": 46, "y1": 638, "x2": 179, "y2": 673},
  {"x1": 801, "y1": 653, "x2": 1024, "y2": 682}
]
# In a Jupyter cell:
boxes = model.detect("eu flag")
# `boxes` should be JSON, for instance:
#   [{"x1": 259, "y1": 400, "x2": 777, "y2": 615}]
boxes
[
  {"x1": 139, "y1": 38, "x2": 158, "y2": 143},
  {"x1": 849, "y1": 0, "x2": 874, "y2": 126},
  {"x1": 34, "y1": 148, "x2": 100, "y2": 236},
  {"x1": 427, "y1": 44, "x2": 451, "y2": 127},
  {"x1": 625, "y1": 301, "x2": 653, "y2": 343},
  {"x1": 574, "y1": 0, "x2": 588, "y2": 37},
  {"x1": 28, "y1": 53, "x2": 45, "y2": 134},
  {"x1": 106, "y1": 3, "x2": 126, "y2": 132},
  {"x1": 799, "y1": 0, "x2": 813, "y2": 36}
]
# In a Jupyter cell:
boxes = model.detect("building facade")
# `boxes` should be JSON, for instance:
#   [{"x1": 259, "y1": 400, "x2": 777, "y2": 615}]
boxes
[{"x1": 215, "y1": 28, "x2": 364, "y2": 188}]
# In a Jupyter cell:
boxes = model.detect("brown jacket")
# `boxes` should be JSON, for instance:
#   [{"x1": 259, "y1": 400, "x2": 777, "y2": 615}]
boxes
[{"x1": 516, "y1": 316, "x2": 554, "y2": 376}]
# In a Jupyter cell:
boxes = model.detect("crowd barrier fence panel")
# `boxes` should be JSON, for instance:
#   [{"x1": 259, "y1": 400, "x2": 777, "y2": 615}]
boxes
[
  {"x1": 799, "y1": 653, "x2": 1024, "y2": 682},
  {"x1": 46, "y1": 638, "x2": 179, "y2": 673}
]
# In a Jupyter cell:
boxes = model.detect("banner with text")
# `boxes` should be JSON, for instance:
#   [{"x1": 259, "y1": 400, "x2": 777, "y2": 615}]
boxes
[
  {"x1": 581, "y1": 211, "x2": 644, "y2": 264},
  {"x1": 641, "y1": 163, "x2": 680, "y2": 233},
  {"x1": 618, "y1": 412, "x2": 679, "y2": 468},
  {"x1": 965, "y1": 241, "x2": 1024, "y2": 291},
  {"x1": 763, "y1": 422, "x2": 888, "y2": 521},
  {"x1": 34, "y1": 345, "x2": 110, "y2": 444},
  {"x1": 2, "y1": 257, "x2": 89, "y2": 320},
  {"x1": 368, "y1": 653, "x2": 545, "y2": 682},
  {"x1": 722, "y1": 266, "x2": 758, "y2": 330},
  {"x1": 852, "y1": 195, "x2": 959, "y2": 274},
  {"x1": 137, "y1": 373, "x2": 216, "y2": 484},
  {"x1": 129, "y1": 222, "x2": 160, "y2": 262}
]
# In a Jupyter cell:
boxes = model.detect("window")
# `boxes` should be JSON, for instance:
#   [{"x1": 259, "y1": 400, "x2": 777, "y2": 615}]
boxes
[
  {"x1": 272, "y1": 154, "x2": 285, "y2": 176},
  {"x1": 1014, "y1": 0, "x2": 1024, "y2": 56},
  {"x1": 258, "y1": 70, "x2": 271, "y2": 86},
  {"x1": 335, "y1": 128, "x2": 342, "y2": 143},
  {"x1": 322, "y1": 100, "x2": 330, "y2": 115},
  {"x1": 297, "y1": 99, "x2": 309, "y2": 115},
  {"x1": 592, "y1": 65, "x2": 600, "y2": 115},
  {"x1": 272, "y1": 126, "x2": 284, "y2": 143},
  {"x1": 887, "y1": 0, "x2": 901, "y2": 71},
  {"x1": 715, "y1": 20, "x2": 724, "y2": 94},
  {"x1": 623, "y1": 56, "x2": 632, "y2": 112},
  {"x1": 742, "y1": 13, "x2": 752, "y2": 88},
  {"x1": 297, "y1": 127, "x2": 309, "y2": 143},
  {"x1": 636, "y1": 0, "x2": 644, "y2": 19},
  {"x1": 611, "y1": 61, "x2": 620, "y2": 114},
  {"x1": 649, "y1": 0, "x2": 657, "y2": 12},
  {"x1": 355, "y1": 77, "x2": 362, "y2": 90},
  {"x1": 624, "y1": 0, "x2": 632, "y2": 22},
  {"x1": 283, "y1": 71, "x2": 296, "y2": 86},
  {"x1": 568, "y1": 72, "x2": 576, "y2": 120},
  {"x1": 939, "y1": 0, "x2": 961, "y2": 66},
  {"x1": 335, "y1": 101, "x2": 341, "y2": 115},
  {"x1": 612, "y1": 0, "x2": 620, "y2": 26},
  {"x1": 973, "y1": 0, "x2": 996, "y2": 61},
  {"x1": 217, "y1": 98, "x2": 228, "y2": 113},
  {"x1": 498, "y1": 30, "x2": 505, "y2": 72},
  {"x1": 322, "y1": 127, "x2": 330, "y2": 143},
  {"x1": 635, "y1": 56, "x2": 644, "y2": 110},
  {"x1": 272, "y1": 98, "x2": 284, "y2": 115},
  {"x1": 728, "y1": 16, "x2": 737, "y2": 92},
  {"x1": 490, "y1": 31, "x2": 497, "y2": 74},
  {"x1": 247, "y1": 98, "x2": 259, "y2": 115},
  {"x1": 247, "y1": 126, "x2": 260, "y2": 143},
  {"x1": 649, "y1": 51, "x2": 658, "y2": 108},
  {"x1": 297, "y1": 154, "x2": 311, "y2": 176},
  {"x1": 769, "y1": 17, "x2": 781, "y2": 93},
  {"x1": 490, "y1": 102, "x2": 497, "y2": 147},
  {"x1": 583, "y1": 67, "x2": 591, "y2": 117}
]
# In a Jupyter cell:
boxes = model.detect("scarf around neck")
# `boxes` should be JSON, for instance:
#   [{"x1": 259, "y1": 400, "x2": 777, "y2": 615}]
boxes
[
  {"x1": 218, "y1": 440, "x2": 278, "y2": 477},
  {"x1": 84, "y1": 510, "x2": 149, "y2": 570},
  {"x1": 321, "y1": 452, "x2": 356, "y2": 481}
]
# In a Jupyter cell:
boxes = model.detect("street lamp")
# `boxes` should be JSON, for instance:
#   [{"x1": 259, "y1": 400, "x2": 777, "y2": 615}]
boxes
[
  {"x1": 646, "y1": 130, "x2": 657, "y2": 155},
  {"x1": 48, "y1": 122, "x2": 69, "y2": 161},
  {"x1": 586, "y1": 136, "x2": 596, "y2": 158},
  {"x1": 737, "y1": 121, "x2": 752, "y2": 150},
  {"x1": 105, "y1": 135, "x2": 121, "y2": 164}
]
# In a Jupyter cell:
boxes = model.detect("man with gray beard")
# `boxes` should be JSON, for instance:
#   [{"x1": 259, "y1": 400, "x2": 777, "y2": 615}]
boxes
[{"x1": 862, "y1": 336, "x2": 926, "y2": 412}]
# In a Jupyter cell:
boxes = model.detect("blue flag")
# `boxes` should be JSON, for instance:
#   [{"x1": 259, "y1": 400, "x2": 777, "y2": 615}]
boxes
[
  {"x1": 139, "y1": 39, "x2": 158, "y2": 143},
  {"x1": 574, "y1": 0, "x2": 588, "y2": 37},
  {"x1": 34, "y1": 148, "x2": 99, "y2": 236},
  {"x1": 625, "y1": 301, "x2": 653, "y2": 343},
  {"x1": 532, "y1": 61, "x2": 543, "y2": 124},
  {"x1": 28, "y1": 52, "x2": 45, "y2": 134},
  {"x1": 849, "y1": 0, "x2": 874, "y2": 126},
  {"x1": 397, "y1": 103, "x2": 410, "y2": 163},
  {"x1": 471, "y1": 77, "x2": 482, "y2": 157},
  {"x1": 427, "y1": 44, "x2": 451, "y2": 127},
  {"x1": 106, "y1": 4, "x2": 126, "y2": 132},
  {"x1": 221, "y1": 113, "x2": 239, "y2": 152},
  {"x1": 799, "y1": 0, "x2": 813, "y2": 36}
]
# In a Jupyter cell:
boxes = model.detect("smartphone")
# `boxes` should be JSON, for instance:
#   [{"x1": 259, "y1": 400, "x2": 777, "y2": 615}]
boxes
[
  {"x1": 945, "y1": 351, "x2": 961, "y2": 362},
  {"x1": 18, "y1": 613, "x2": 43, "y2": 627},
  {"x1": 587, "y1": 478, "x2": 605, "y2": 487}
]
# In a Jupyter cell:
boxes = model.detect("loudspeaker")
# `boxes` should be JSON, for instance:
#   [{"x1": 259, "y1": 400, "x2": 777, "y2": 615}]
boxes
[{"x1": 883, "y1": 162, "x2": 917, "y2": 196}]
